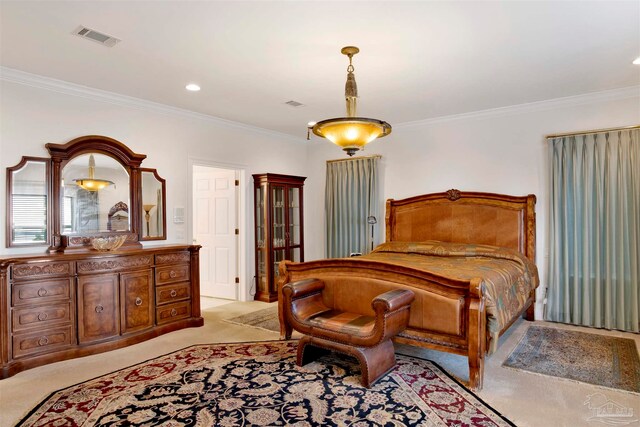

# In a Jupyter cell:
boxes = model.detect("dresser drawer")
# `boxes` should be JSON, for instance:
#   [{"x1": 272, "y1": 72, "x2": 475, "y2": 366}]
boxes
[
  {"x1": 156, "y1": 301, "x2": 191, "y2": 325},
  {"x1": 12, "y1": 278, "x2": 72, "y2": 307},
  {"x1": 12, "y1": 302, "x2": 72, "y2": 332},
  {"x1": 77, "y1": 255, "x2": 153, "y2": 274},
  {"x1": 155, "y1": 252, "x2": 190, "y2": 265},
  {"x1": 156, "y1": 264, "x2": 190, "y2": 285},
  {"x1": 156, "y1": 282, "x2": 191, "y2": 305},
  {"x1": 12, "y1": 326, "x2": 74, "y2": 359},
  {"x1": 12, "y1": 261, "x2": 73, "y2": 280}
]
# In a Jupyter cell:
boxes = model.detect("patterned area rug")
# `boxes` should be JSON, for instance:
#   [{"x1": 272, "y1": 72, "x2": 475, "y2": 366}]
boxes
[
  {"x1": 224, "y1": 305, "x2": 279, "y2": 332},
  {"x1": 18, "y1": 340, "x2": 515, "y2": 426},
  {"x1": 503, "y1": 325, "x2": 640, "y2": 393}
]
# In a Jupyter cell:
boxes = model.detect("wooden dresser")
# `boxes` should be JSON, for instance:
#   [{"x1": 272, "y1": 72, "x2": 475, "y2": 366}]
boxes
[{"x1": 0, "y1": 245, "x2": 203, "y2": 378}]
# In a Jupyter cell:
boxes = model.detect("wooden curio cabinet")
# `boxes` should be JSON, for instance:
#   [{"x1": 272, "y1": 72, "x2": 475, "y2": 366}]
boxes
[{"x1": 253, "y1": 174, "x2": 306, "y2": 302}]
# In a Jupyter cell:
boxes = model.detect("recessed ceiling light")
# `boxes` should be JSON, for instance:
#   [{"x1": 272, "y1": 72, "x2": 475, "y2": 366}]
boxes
[
  {"x1": 633, "y1": 57, "x2": 640, "y2": 65},
  {"x1": 185, "y1": 83, "x2": 201, "y2": 92}
]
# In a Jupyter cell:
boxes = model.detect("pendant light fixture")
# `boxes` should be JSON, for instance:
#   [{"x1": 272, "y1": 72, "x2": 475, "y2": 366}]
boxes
[
  {"x1": 308, "y1": 46, "x2": 391, "y2": 156},
  {"x1": 73, "y1": 154, "x2": 114, "y2": 191}
]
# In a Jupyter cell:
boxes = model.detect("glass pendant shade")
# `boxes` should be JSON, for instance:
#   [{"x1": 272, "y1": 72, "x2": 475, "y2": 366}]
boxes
[
  {"x1": 312, "y1": 118, "x2": 391, "y2": 156},
  {"x1": 73, "y1": 154, "x2": 114, "y2": 191},
  {"x1": 74, "y1": 178, "x2": 114, "y2": 191}
]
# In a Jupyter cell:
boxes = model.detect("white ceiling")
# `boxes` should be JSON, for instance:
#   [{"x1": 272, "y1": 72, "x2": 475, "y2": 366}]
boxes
[{"x1": 1, "y1": 1, "x2": 639, "y2": 140}]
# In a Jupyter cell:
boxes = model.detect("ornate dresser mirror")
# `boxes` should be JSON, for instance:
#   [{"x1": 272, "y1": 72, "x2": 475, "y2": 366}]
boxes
[
  {"x1": 140, "y1": 168, "x2": 167, "y2": 240},
  {"x1": 5, "y1": 157, "x2": 51, "y2": 247},
  {"x1": 46, "y1": 135, "x2": 146, "y2": 252},
  {"x1": 5, "y1": 135, "x2": 170, "y2": 252}
]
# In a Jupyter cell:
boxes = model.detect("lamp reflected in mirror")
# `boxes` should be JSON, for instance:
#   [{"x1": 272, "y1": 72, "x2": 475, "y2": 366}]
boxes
[
  {"x1": 61, "y1": 153, "x2": 130, "y2": 234},
  {"x1": 73, "y1": 154, "x2": 114, "y2": 191},
  {"x1": 143, "y1": 204, "x2": 156, "y2": 237}
]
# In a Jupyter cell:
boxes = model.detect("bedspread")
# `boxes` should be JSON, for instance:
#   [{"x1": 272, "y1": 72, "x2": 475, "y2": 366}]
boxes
[{"x1": 362, "y1": 241, "x2": 539, "y2": 352}]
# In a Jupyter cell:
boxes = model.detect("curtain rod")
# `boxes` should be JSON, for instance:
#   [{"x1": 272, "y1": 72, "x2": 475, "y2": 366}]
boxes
[
  {"x1": 326, "y1": 155, "x2": 382, "y2": 164},
  {"x1": 545, "y1": 125, "x2": 640, "y2": 139}
]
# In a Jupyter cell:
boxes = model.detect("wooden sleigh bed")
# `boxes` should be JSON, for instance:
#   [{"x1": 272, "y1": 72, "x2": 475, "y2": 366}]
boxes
[{"x1": 277, "y1": 189, "x2": 539, "y2": 390}]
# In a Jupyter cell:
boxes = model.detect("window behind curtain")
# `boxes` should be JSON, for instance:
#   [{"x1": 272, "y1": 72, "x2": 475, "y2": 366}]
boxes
[
  {"x1": 325, "y1": 156, "x2": 379, "y2": 258},
  {"x1": 546, "y1": 128, "x2": 639, "y2": 332}
]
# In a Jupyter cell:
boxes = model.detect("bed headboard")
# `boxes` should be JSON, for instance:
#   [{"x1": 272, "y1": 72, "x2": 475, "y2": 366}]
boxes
[{"x1": 385, "y1": 189, "x2": 536, "y2": 261}]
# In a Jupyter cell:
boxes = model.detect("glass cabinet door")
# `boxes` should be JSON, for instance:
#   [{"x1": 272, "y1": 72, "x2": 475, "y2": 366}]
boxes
[
  {"x1": 255, "y1": 185, "x2": 265, "y2": 249},
  {"x1": 272, "y1": 185, "x2": 285, "y2": 249},
  {"x1": 287, "y1": 186, "x2": 302, "y2": 262},
  {"x1": 253, "y1": 174, "x2": 305, "y2": 302},
  {"x1": 255, "y1": 184, "x2": 266, "y2": 290}
]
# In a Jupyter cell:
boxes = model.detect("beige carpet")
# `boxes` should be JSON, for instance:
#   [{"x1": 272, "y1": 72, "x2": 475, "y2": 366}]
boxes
[{"x1": 1, "y1": 301, "x2": 639, "y2": 427}]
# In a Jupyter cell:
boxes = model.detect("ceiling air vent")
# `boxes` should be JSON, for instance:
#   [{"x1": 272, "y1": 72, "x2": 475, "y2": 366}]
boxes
[
  {"x1": 285, "y1": 100, "x2": 304, "y2": 107},
  {"x1": 72, "y1": 26, "x2": 120, "y2": 47}
]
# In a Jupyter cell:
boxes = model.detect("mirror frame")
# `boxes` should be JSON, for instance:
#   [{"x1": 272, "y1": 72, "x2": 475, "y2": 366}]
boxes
[
  {"x1": 5, "y1": 156, "x2": 51, "y2": 248},
  {"x1": 46, "y1": 135, "x2": 147, "y2": 253},
  {"x1": 140, "y1": 168, "x2": 167, "y2": 241}
]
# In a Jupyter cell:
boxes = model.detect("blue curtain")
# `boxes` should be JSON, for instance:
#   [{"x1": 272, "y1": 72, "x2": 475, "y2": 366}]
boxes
[
  {"x1": 546, "y1": 128, "x2": 639, "y2": 332},
  {"x1": 325, "y1": 157, "x2": 379, "y2": 258}
]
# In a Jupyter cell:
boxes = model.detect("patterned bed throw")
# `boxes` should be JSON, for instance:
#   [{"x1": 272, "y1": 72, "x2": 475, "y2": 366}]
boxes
[{"x1": 365, "y1": 241, "x2": 539, "y2": 353}]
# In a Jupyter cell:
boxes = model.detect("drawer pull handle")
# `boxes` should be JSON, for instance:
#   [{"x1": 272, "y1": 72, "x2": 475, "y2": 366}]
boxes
[
  {"x1": 170, "y1": 308, "x2": 178, "y2": 317},
  {"x1": 95, "y1": 304, "x2": 104, "y2": 313},
  {"x1": 169, "y1": 270, "x2": 177, "y2": 279},
  {"x1": 38, "y1": 312, "x2": 48, "y2": 321},
  {"x1": 38, "y1": 336, "x2": 49, "y2": 346},
  {"x1": 37, "y1": 288, "x2": 48, "y2": 297},
  {"x1": 170, "y1": 290, "x2": 178, "y2": 298},
  {"x1": 135, "y1": 297, "x2": 143, "y2": 306}
]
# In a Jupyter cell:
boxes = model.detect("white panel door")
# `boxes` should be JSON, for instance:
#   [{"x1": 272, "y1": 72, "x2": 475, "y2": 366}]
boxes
[{"x1": 193, "y1": 166, "x2": 238, "y2": 299}]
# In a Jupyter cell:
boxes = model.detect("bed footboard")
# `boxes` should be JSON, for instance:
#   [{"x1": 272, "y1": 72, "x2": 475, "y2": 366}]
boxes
[{"x1": 278, "y1": 259, "x2": 488, "y2": 390}]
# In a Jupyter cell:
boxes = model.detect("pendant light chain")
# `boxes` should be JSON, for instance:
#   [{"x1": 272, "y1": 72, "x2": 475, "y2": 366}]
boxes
[{"x1": 347, "y1": 53, "x2": 355, "y2": 73}]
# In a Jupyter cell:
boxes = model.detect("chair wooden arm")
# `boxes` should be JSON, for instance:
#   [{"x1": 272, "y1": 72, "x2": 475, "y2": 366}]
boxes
[
  {"x1": 372, "y1": 289, "x2": 414, "y2": 344},
  {"x1": 282, "y1": 278, "x2": 325, "y2": 300},
  {"x1": 372, "y1": 289, "x2": 415, "y2": 313}
]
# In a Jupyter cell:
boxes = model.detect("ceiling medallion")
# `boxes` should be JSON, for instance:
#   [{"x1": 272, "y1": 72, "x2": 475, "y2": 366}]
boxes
[{"x1": 308, "y1": 46, "x2": 391, "y2": 156}]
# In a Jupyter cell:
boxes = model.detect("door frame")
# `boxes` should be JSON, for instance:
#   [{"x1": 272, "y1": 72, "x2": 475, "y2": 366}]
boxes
[{"x1": 188, "y1": 157, "x2": 247, "y2": 301}]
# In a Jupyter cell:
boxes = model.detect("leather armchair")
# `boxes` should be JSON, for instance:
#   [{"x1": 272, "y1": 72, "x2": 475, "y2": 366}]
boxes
[{"x1": 282, "y1": 278, "x2": 414, "y2": 387}]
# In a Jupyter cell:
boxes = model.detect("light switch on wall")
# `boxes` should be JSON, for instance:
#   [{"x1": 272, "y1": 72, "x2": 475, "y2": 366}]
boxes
[{"x1": 173, "y1": 206, "x2": 185, "y2": 223}]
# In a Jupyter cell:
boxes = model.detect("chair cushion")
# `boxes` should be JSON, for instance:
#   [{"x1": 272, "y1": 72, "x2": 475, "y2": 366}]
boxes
[{"x1": 308, "y1": 310, "x2": 376, "y2": 337}]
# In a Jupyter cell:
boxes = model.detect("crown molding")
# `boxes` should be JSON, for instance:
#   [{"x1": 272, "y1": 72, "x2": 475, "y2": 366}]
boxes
[
  {"x1": 0, "y1": 66, "x2": 305, "y2": 143},
  {"x1": 3, "y1": 66, "x2": 637, "y2": 138},
  {"x1": 395, "y1": 85, "x2": 640, "y2": 129}
]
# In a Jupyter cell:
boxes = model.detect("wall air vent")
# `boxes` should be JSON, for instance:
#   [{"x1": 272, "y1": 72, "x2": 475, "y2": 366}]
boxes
[
  {"x1": 285, "y1": 100, "x2": 304, "y2": 107},
  {"x1": 72, "y1": 26, "x2": 120, "y2": 47}
]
